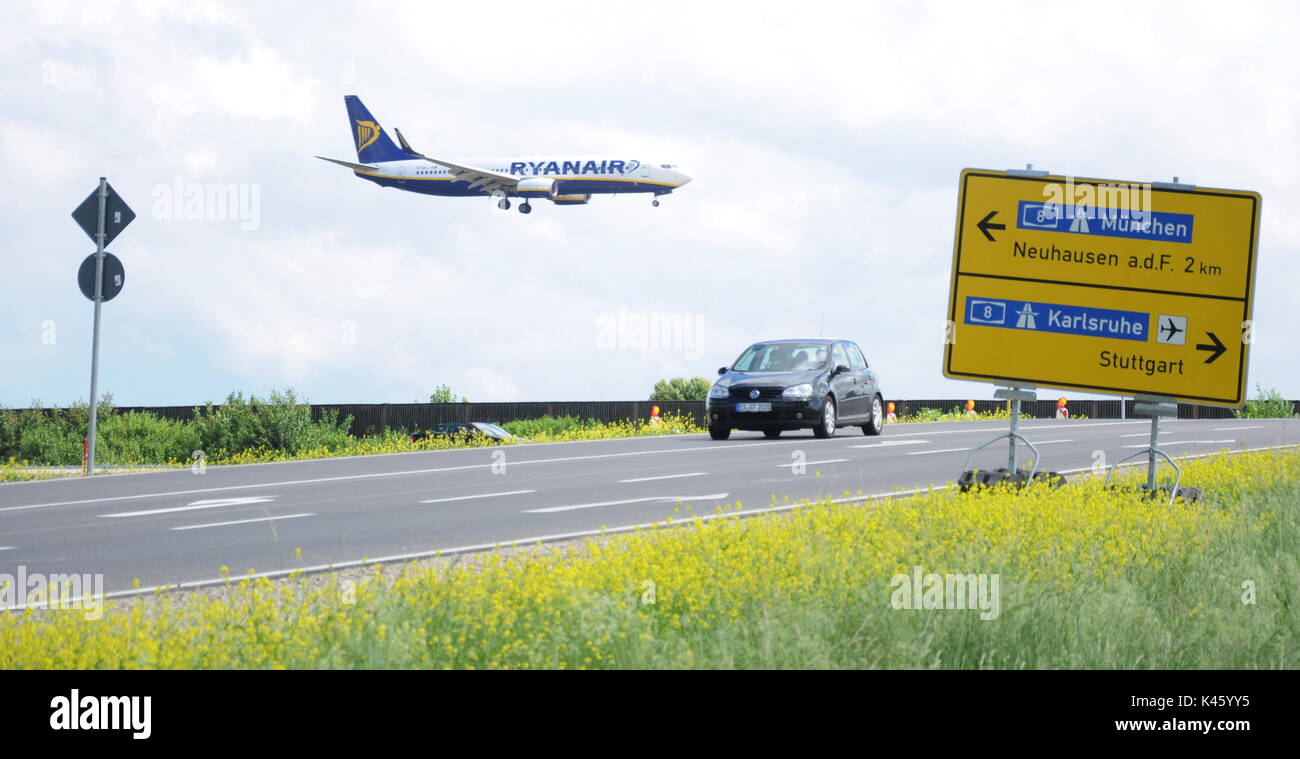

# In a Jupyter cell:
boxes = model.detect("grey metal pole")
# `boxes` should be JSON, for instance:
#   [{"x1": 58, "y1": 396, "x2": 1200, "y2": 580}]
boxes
[
  {"x1": 1147, "y1": 414, "x2": 1159, "y2": 490},
  {"x1": 1008, "y1": 397, "x2": 1020, "y2": 472},
  {"x1": 1120, "y1": 396, "x2": 1126, "y2": 420},
  {"x1": 85, "y1": 177, "x2": 106, "y2": 475}
]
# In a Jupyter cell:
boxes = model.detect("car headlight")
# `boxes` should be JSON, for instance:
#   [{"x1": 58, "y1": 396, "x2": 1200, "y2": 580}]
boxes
[
  {"x1": 709, "y1": 384, "x2": 730, "y2": 399},
  {"x1": 782, "y1": 383, "x2": 813, "y2": 400}
]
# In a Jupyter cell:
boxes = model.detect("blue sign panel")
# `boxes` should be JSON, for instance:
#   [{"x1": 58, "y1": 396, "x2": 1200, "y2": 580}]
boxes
[
  {"x1": 964, "y1": 297, "x2": 1150, "y2": 342},
  {"x1": 1017, "y1": 201, "x2": 1193, "y2": 244}
]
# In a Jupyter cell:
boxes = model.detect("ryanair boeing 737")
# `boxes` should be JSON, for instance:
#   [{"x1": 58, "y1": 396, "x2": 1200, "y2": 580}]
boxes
[{"x1": 317, "y1": 96, "x2": 692, "y2": 214}]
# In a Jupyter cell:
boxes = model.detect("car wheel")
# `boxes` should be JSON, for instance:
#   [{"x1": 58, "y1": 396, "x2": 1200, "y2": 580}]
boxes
[
  {"x1": 813, "y1": 397, "x2": 837, "y2": 438},
  {"x1": 709, "y1": 426, "x2": 731, "y2": 441},
  {"x1": 763, "y1": 429, "x2": 782, "y2": 439},
  {"x1": 862, "y1": 395, "x2": 884, "y2": 436}
]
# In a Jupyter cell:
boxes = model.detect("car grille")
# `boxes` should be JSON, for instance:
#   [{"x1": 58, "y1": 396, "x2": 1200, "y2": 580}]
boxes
[{"x1": 729, "y1": 386, "x2": 785, "y2": 401}]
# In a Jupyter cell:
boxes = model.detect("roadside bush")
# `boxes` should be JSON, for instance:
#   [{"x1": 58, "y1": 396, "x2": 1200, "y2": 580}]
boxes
[
  {"x1": 95, "y1": 412, "x2": 201, "y2": 465},
  {"x1": 189, "y1": 392, "x2": 272, "y2": 456},
  {"x1": 189, "y1": 389, "x2": 348, "y2": 457},
  {"x1": 1235, "y1": 384, "x2": 1297, "y2": 419},
  {"x1": 298, "y1": 408, "x2": 355, "y2": 452}
]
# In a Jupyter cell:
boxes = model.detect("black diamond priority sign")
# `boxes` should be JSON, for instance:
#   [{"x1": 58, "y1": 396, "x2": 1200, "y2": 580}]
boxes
[{"x1": 71, "y1": 182, "x2": 135, "y2": 247}]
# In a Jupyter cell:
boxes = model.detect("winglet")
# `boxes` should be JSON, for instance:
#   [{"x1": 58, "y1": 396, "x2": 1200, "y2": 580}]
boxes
[{"x1": 394, "y1": 127, "x2": 420, "y2": 157}]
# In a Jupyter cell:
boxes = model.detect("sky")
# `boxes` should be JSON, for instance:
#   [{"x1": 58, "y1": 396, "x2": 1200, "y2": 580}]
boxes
[{"x1": 1, "y1": 0, "x2": 1298, "y2": 407}]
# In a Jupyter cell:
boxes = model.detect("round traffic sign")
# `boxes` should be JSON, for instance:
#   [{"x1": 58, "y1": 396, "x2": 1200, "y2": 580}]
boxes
[{"x1": 77, "y1": 253, "x2": 125, "y2": 302}]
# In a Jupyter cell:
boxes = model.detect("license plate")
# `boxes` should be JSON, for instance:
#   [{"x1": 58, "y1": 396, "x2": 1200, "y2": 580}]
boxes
[{"x1": 735, "y1": 402, "x2": 772, "y2": 412}]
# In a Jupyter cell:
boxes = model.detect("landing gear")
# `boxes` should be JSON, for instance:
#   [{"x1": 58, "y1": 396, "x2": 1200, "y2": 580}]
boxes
[
  {"x1": 519, "y1": 202, "x2": 532, "y2": 214},
  {"x1": 651, "y1": 199, "x2": 660, "y2": 207},
  {"x1": 497, "y1": 198, "x2": 511, "y2": 211}
]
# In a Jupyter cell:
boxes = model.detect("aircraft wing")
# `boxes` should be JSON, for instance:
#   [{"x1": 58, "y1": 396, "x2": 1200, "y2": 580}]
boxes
[
  {"x1": 316, "y1": 156, "x2": 380, "y2": 172},
  {"x1": 394, "y1": 127, "x2": 518, "y2": 194}
]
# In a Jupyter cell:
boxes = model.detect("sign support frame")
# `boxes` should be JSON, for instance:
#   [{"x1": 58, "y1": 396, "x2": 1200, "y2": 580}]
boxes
[
  {"x1": 1104, "y1": 396, "x2": 1182, "y2": 505},
  {"x1": 962, "y1": 384, "x2": 1042, "y2": 479}
]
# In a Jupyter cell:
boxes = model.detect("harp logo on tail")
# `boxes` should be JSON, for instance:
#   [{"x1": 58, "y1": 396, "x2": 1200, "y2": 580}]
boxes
[{"x1": 355, "y1": 120, "x2": 381, "y2": 152}]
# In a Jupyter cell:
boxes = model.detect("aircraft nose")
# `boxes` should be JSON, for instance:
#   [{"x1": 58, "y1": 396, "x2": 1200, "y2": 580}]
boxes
[{"x1": 675, "y1": 170, "x2": 693, "y2": 186}]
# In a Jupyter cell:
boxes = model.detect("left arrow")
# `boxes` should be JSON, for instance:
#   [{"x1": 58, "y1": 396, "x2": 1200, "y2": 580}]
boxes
[
  {"x1": 1195, "y1": 332, "x2": 1227, "y2": 364},
  {"x1": 977, "y1": 210, "x2": 1005, "y2": 242}
]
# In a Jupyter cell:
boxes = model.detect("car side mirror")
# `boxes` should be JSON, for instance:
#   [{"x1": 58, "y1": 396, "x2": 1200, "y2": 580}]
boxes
[
  {"x1": 833, "y1": 364, "x2": 850, "y2": 376},
  {"x1": 717, "y1": 366, "x2": 727, "y2": 376}
]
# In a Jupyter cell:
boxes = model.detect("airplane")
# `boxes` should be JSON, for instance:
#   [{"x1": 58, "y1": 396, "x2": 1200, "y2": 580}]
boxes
[
  {"x1": 1161, "y1": 317, "x2": 1184, "y2": 342},
  {"x1": 317, "y1": 95, "x2": 692, "y2": 214}
]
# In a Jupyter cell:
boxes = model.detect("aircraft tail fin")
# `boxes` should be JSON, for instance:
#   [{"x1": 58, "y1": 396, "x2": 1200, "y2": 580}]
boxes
[{"x1": 343, "y1": 95, "x2": 411, "y2": 163}]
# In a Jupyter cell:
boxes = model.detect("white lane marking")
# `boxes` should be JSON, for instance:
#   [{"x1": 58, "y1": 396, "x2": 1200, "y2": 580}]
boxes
[
  {"x1": 618, "y1": 473, "x2": 707, "y2": 483},
  {"x1": 850, "y1": 440, "x2": 930, "y2": 448},
  {"x1": 1026, "y1": 439, "x2": 1075, "y2": 445},
  {"x1": 23, "y1": 442, "x2": 1299, "y2": 608},
  {"x1": 907, "y1": 448, "x2": 971, "y2": 455},
  {"x1": 100, "y1": 496, "x2": 276, "y2": 519},
  {"x1": 525, "y1": 493, "x2": 730, "y2": 514},
  {"x1": 170, "y1": 513, "x2": 314, "y2": 531},
  {"x1": 1120, "y1": 433, "x2": 1150, "y2": 438},
  {"x1": 1, "y1": 441, "x2": 797, "y2": 513},
  {"x1": 419, "y1": 490, "x2": 536, "y2": 504},
  {"x1": 0, "y1": 546, "x2": 15, "y2": 551},
  {"x1": 1214, "y1": 425, "x2": 1264, "y2": 431},
  {"x1": 1122, "y1": 439, "x2": 1235, "y2": 448},
  {"x1": 776, "y1": 459, "x2": 849, "y2": 468},
  {"x1": 885, "y1": 420, "x2": 1150, "y2": 433}
]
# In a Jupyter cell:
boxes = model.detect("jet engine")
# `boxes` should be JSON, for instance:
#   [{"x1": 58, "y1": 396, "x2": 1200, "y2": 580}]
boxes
[
  {"x1": 516, "y1": 177, "x2": 556, "y2": 198},
  {"x1": 549, "y1": 193, "x2": 591, "y2": 205}
]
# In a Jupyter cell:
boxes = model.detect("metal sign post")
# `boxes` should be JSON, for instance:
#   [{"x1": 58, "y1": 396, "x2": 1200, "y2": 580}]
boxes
[
  {"x1": 86, "y1": 179, "x2": 107, "y2": 474},
  {"x1": 70, "y1": 178, "x2": 134, "y2": 476}
]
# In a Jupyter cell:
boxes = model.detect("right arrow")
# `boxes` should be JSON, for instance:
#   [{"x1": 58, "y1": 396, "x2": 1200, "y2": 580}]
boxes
[
  {"x1": 977, "y1": 210, "x2": 1005, "y2": 242},
  {"x1": 1196, "y1": 331, "x2": 1227, "y2": 363}
]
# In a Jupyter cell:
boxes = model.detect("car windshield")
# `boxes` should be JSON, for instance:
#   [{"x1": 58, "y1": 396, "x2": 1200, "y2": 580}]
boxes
[
  {"x1": 472, "y1": 423, "x2": 511, "y2": 437},
  {"x1": 732, "y1": 342, "x2": 829, "y2": 372}
]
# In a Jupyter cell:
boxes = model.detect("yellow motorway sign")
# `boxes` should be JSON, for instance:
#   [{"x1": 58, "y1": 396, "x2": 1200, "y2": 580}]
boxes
[{"x1": 944, "y1": 169, "x2": 1261, "y2": 406}]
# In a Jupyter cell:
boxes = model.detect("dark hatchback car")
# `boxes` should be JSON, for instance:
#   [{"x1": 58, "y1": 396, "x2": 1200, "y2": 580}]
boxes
[
  {"x1": 706, "y1": 339, "x2": 884, "y2": 440},
  {"x1": 409, "y1": 422, "x2": 519, "y2": 443}
]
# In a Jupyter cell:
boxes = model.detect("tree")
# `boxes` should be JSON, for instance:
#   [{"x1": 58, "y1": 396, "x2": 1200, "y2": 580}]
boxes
[
  {"x1": 430, "y1": 385, "x2": 468, "y2": 403},
  {"x1": 650, "y1": 376, "x2": 711, "y2": 401}
]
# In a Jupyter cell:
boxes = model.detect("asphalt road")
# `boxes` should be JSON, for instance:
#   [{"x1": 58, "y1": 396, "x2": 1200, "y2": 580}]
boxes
[{"x1": 2, "y1": 417, "x2": 1297, "y2": 598}]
